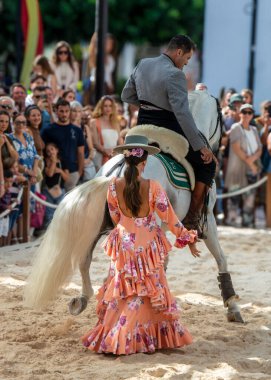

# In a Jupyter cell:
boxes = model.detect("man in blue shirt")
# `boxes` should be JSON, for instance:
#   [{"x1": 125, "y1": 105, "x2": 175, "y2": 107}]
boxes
[{"x1": 41, "y1": 99, "x2": 84, "y2": 191}]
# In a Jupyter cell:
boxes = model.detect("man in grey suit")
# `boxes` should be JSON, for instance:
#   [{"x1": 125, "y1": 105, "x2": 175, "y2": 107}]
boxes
[{"x1": 121, "y1": 35, "x2": 217, "y2": 236}]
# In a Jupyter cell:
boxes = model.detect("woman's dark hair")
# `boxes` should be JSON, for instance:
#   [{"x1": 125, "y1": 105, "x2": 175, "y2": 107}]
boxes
[
  {"x1": 4, "y1": 169, "x2": 13, "y2": 179},
  {"x1": 62, "y1": 89, "x2": 75, "y2": 99},
  {"x1": 0, "y1": 109, "x2": 10, "y2": 121},
  {"x1": 123, "y1": 150, "x2": 148, "y2": 216},
  {"x1": 3, "y1": 156, "x2": 16, "y2": 169},
  {"x1": 33, "y1": 55, "x2": 54, "y2": 76}
]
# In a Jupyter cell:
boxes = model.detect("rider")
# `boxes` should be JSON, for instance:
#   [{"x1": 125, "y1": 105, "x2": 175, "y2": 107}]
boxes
[{"x1": 121, "y1": 34, "x2": 217, "y2": 236}]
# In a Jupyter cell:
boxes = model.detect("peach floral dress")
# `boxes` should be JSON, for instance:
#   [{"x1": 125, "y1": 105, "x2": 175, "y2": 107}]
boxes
[{"x1": 81, "y1": 178, "x2": 197, "y2": 355}]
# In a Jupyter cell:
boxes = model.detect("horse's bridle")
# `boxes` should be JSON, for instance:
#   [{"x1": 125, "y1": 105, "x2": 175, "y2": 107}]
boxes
[{"x1": 208, "y1": 96, "x2": 223, "y2": 156}]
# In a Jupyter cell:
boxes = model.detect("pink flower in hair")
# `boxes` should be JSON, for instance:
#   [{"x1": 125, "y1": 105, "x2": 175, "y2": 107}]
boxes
[{"x1": 123, "y1": 148, "x2": 144, "y2": 158}]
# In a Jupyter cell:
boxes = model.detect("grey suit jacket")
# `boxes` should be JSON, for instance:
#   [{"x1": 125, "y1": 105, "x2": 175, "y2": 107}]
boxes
[{"x1": 121, "y1": 54, "x2": 205, "y2": 151}]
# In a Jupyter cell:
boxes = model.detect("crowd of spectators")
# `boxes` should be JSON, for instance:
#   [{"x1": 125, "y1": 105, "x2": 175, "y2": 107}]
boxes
[
  {"x1": 1, "y1": 39, "x2": 271, "y2": 246},
  {"x1": 216, "y1": 88, "x2": 271, "y2": 227},
  {"x1": 0, "y1": 39, "x2": 139, "y2": 246}
]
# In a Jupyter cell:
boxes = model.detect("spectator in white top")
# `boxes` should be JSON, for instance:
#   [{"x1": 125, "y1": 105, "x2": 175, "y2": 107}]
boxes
[{"x1": 51, "y1": 41, "x2": 79, "y2": 98}]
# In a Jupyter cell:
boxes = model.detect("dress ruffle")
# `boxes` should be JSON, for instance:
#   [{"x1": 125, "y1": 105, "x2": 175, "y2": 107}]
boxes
[
  {"x1": 100, "y1": 227, "x2": 175, "y2": 312},
  {"x1": 82, "y1": 317, "x2": 192, "y2": 355}
]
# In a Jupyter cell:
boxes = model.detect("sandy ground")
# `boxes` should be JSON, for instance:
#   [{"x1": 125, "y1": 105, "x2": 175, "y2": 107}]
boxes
[{"x1": 0, "y1": 226, "x2": 271, "y2": 380}]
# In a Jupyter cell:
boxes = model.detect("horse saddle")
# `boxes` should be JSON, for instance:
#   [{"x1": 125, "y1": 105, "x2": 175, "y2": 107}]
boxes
[{"x1": 127, "y1": 124, "x2": 195, "y2": 190}]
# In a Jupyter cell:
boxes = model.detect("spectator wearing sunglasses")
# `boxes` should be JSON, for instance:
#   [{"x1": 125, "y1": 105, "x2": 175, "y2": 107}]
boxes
[
  {"x1": 8, "y1": 113, "x2": 40, "y2": 185},
  {"x1": 51, "y1": 41, "x2": 79, "y2": 98},
  {"x1": 225, "y1": 104, "x2": 262, "y2": 227},
  {"x1": 25, "y1": 74, "x2": 47, "y2": 107},
  {"x1": 0, "y1": 96, "x2": 15, "y2": 118}
]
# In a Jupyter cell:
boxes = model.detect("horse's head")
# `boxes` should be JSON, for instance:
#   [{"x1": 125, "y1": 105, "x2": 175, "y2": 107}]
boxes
[{"x1": 188, "y1": 90, "x2": 222, "y2": 153}]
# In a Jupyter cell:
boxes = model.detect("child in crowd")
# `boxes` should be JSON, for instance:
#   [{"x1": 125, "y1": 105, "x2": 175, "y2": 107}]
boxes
[
  {"x1": 4, "y1": 157, "x2": 26, "y2": 243},
  {"x1": 43, "y1": 143, "x2": 69, "y2": 227}
]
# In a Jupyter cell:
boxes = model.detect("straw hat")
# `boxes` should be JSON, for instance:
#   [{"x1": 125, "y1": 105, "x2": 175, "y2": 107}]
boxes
[{"x1": 113, "y1": 135, "x2": 160, "y2": 155}]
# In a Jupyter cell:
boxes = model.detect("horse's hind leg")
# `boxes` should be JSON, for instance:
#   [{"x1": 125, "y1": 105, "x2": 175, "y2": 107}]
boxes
[{"x1": 204, "y1": 211, "x2": 244, "y2": 323}]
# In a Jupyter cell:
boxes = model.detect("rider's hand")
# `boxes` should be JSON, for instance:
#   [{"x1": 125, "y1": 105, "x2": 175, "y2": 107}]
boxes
[
  {"x1": 200, "y1": 147, "x2": 215, "y2": 164},
  {"x1": 188, "y1": 242, "x2": 201, "y2": 258}
]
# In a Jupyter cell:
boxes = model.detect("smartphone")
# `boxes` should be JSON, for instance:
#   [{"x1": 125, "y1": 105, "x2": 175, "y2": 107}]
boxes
[{"x1": 267, "y1": 105, "x2": 271, "y2": 117}]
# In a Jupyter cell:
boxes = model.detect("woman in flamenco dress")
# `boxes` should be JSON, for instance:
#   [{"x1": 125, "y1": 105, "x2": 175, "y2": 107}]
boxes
[{"x1": 82, "y1": 135, "x2": 200, "y2": 355}]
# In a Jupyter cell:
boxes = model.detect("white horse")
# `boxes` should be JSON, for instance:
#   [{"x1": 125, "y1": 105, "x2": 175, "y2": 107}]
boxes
[{"x1": 24, "y1": 91, "x2": 244, "y2": 323}]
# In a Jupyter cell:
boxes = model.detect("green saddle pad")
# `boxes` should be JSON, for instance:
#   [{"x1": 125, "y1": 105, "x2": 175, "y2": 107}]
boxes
[{"x1": 155, "y1": 153, "x2": 191, "y2": 190}]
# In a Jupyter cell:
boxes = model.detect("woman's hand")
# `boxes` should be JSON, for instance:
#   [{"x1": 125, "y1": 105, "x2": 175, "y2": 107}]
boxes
[
  {"x1": 104, "y1": 148, "x2": 113, "y2": 157},
  {"x1": 249, "y1": 162, "x2": 258, "y2": 175},
  {"x1": 188, "y1": 242, "x2": 201, "y2": 258}
]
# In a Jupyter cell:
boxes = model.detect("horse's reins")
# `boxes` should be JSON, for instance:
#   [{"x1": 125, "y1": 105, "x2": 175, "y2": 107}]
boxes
[
  {"x1": 104, "y1": 158, "x2": 125, "y2": 178},
  {"x1": 209, "y1": 96, "x2": 223, "y2": 156}
]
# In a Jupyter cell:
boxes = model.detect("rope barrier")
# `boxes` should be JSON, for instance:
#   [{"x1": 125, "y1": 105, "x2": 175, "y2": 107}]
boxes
[
  {"x1": 30, "y1": 191, "x2": 58, "y2": 209},
  {"x1": 24, "y1": 175, "x2": 266, "y2": 207},
  {"x1": 216, "y1": 176, "x2": 267, "y2": 199},
  {"x1": 0, "y1": 188, "x2": 23, "y2": 219}
]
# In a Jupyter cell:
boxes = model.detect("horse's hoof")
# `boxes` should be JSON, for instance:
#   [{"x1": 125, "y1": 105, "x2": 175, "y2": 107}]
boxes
[
  {"x1": 227, "y1": 311, "x2": 245, "y2": 323},
  {"x1": 68, "y1": 296, "x2": 88, "y2": 315}
]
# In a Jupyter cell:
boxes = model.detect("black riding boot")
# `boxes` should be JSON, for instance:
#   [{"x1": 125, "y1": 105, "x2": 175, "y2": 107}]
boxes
[{"x1": 182, "y1": 181, "x2": 209, "y2": 238}]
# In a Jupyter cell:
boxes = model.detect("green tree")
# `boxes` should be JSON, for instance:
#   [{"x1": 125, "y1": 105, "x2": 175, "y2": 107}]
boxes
[{"x1": 0, "y1": 0, "x2": 204, "y2": 52}]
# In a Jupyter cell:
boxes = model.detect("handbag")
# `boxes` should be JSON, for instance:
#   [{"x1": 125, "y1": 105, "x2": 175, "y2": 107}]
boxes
[{"x1": 30, "y1": 192, "x2": 46, "y2": 228}]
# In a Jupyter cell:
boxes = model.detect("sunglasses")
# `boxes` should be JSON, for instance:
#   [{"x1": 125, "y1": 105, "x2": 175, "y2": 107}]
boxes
[
  {"x1": 57, "y1": 50, "x2": 69, "y2": 55},
  {"x1": 241, "y1": 111, "x2": 253, "y2": 115},
  {"x1": 0, "y1": 104, "x2": 12, "y2": 110},
  {"x1": 15, "y1": 121, "x2": 27, "y2": 125}
]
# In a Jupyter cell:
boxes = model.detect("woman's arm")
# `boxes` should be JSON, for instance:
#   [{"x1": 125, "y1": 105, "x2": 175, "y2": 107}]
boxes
[
  {"x1": 232, "y1": 141, "x2": 249, "y2": 163},
  {"x1": 232, "y1": 141, "x2": 260, "y2": 174},
  {"x1": 246, "y1": 147, "x2": 262, "y2": 164},
  {"x1": 60, "y1": 169, "x2": 69, "y2": 182},
  {"x1": 85, "y1": 124, "x2": 95, "y2": 160},
  {"x1": 32, "y1": 158, "x2": 39, "y2": 175},
  {"x1": 4, "y1": 136, "x2": 19, "y2": 160},
  {"x1": 77, "y1": 146, "x2": 84, "y2": 177},
  {"x1": 89, "y1": 120, "x2": 106, "y2": 155},
  {"x1": 153, "y1": 181, "x2": 199, "y2": 256},
  {"x1": 50, "y1": 74, "x2": 58, "y2": 97}
]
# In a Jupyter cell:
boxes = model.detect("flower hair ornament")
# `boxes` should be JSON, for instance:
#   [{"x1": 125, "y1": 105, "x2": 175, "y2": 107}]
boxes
[{"x1": 123, "y1": 148, "x2": 145, "y2": 158}]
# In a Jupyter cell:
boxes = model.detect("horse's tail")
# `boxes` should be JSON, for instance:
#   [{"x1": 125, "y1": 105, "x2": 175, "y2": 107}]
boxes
[{"x1": 24, "y1": 176, "x2": 110, "y2": 309}]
